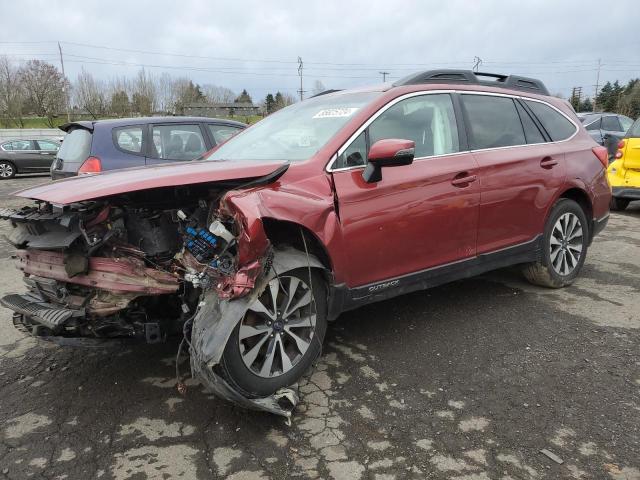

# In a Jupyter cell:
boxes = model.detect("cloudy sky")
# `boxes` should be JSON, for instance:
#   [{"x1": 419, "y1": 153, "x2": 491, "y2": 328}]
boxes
[{"x1": 1, "y1": 0, "x2": 638, "y2": 101}]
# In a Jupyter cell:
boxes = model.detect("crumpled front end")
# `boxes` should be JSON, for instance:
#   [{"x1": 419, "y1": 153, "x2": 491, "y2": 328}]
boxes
[{"x1": 1, "y1": 168, "x2": 329, "y2": 416}]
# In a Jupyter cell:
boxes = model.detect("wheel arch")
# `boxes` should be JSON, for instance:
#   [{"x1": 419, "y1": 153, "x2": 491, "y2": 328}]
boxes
[
  {"x1": 556, "y1": 186, "x2": 595, "y2": 242},
  {"x1": 261, "y1": 217, "x2": 334, "y2": 272}
]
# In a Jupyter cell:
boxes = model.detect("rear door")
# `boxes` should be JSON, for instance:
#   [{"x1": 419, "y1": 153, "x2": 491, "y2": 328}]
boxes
[
  {"x1": 145, "y1": 123, "x2": 208, "y2": 165},
  {"x1": 331, "y1": 92, "x2": 480, "y2": 287},
  {"x1": 34, "y1": 140, "x2": 59, "y2": 170},
  {"x1": 460, "y1": 94, "x2": 568, "y2": 253}
]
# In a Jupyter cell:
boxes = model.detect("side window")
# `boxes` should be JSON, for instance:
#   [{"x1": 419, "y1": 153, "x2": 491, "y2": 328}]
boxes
[
  {"x1": 462, "y1": 95, "x2": 525, "y2": 149},
  {"x1": 114, "y1": 126, "x2": 143, "y2": 154},
  {"x1": 601, "y1": 115, "x2": 622, "y2": 132},
  {"x1": 336, "y1": 131, "x2": 367, "y2": 168},
  {"x1": 524, "y1": 100, "x2": 577, "y2": 141},
  {"x1": 208, "y1": 124, "x2": 242, "y2": 144},
  {"x1": 515, "y1": 101, "x2": 545, "y2": 144},
  {"x1": 585, "y1": 119, "x2": 601, "y2": 131},
  {"x1": 151, "y1": 124, "x2": 206, "y2": 161},
  {"x1": 36, "y1": 140, "x2": 59, "y2": 151},
  {"x1": 369, "y1": 94, "x2": 459, "y2": 158},
  {"x1": 10, "y1": 140, "x2": 34, "y2": 150},
  {"x1": 1, "y1": 142, "x2": 12, "y2": 151}
]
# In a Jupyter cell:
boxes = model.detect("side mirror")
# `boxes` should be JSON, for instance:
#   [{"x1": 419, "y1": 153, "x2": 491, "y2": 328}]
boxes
[{"x1": 362, "y1": 139, "x2": 415, "y2": 183}]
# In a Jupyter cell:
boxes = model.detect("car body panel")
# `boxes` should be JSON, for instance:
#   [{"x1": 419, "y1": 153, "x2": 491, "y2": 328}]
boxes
[
  {"x1": 608, "y1": 132, "x2": 640, "y2": 199},
  {"x1": 15, "y1": 160, "x2": 287, "y2": 204},
  {"x1": 331, "y1": 152, "x2": 480, "y2": 287}
]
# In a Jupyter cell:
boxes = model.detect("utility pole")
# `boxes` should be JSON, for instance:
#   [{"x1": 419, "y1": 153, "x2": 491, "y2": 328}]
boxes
[
  {"x1": 297, "y1": 57, "x2": 305, "y2": 101},
  {"x1": 593, "y1": 58, "x2": 601, "y2": 112},
  {"x1": 570, "y1": 86, "x2": 583, "y2": 111},
  {"x1": 472, "y1": 56, "x2": 482, "y2": 73},
  {"x1": 58, "y1": 42, "x2": 71, "y2": 122},
  {"x1": 379, "y1": 71, "x2": 390, "y2": 82}
]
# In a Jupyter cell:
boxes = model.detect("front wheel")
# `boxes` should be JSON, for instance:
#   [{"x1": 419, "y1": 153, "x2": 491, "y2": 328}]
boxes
[
  {"x1": 522, "y1": 198, "x2": 588, "y2": 288},
  {"x1": 0, "y1": 161, "x2": 16, "y2": 179},
  {"x1": 610, "y1": 197, "x2": 630, "y2": 211},
  {"x1": 221, "y1": 268, "x2": 327, "y2": 398}
]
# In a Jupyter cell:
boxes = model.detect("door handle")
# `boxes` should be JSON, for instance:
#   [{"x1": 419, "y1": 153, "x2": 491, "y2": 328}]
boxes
[
  {"x1": 540, "y1": 156, "x2": 558, "y2": 169},
  {"x1": 451, "y1": 173, "x2": 477, "y2": 187}
]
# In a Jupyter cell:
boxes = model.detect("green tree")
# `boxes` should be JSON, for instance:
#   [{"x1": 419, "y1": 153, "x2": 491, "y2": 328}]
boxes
[
  {"x1": 235, "y1": 89, "x2": 252, "y2": 104},
  {"x1": 131, "y1": 92, "x2": 152, "y2": 115},
  {"x1": 264, "y1": 93, "x2": 275, "y2": 114},
  {"x1": 110, "y1": 90, "x2": 130, "y2": 117}
]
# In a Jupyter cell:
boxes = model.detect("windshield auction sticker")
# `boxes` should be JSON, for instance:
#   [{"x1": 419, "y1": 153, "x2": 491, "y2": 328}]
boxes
[{"x1": 313, "y1": 107, "x2": 359, "y2": 119}]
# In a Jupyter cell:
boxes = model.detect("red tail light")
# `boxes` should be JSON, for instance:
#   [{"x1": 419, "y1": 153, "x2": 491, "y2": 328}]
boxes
[
  {"x1": 618, "y1": 139, "x2": 626, "y2": 149},
  {"x1": 78, "y1": 156, "x2": 102, "y2": 174},
  {"x1": 592, "y1": 146, "x2": 608, "y2": 168}
]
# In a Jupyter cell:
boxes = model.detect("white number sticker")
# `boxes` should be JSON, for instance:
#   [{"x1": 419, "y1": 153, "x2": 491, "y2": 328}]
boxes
[{"x1": 313, "y1": 107, "x2": 359, "y2": 119}]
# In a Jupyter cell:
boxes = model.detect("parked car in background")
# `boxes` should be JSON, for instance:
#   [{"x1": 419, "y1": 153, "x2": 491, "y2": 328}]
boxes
[
  {"x1": 0, "y1": 139, "x2": 60, "y2": 179},
  {"x1": 608, "y1": 117, "x2": 640, "y2": 210},
  {"x1": 577, "y1": 112, "x2": 634, "y2": 157},
  {"x1": 51, "y1": 117, "x2": 246, "y2": 179},
  {"x1": 0, "y1": 69, "x2": 611, "y2": 411}
]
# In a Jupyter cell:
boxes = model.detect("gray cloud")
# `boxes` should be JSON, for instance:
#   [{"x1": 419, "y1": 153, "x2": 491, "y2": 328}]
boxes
[{"x1": 0, "y1": 0, "x2": 638, "y2": 100}]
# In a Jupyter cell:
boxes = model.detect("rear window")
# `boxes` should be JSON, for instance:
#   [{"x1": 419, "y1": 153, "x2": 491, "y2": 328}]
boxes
[
  {"x1": 524, "y1": 101, "x2": 577, "y2": 141},
  {"x1": 462, "y1": 95, "x2": 526, "y2": 149},
  {"x1": 57, "y1": 129, "x2": 92, "y2": 163}
]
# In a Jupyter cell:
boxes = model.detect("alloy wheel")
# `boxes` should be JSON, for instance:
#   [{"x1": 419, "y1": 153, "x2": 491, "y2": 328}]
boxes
[
  {"x1": 0, "y1": 163, "x2": 14, "y2": 178},
  {"x1": 239, "y1": 275, "x2": 316, "y2": 378},
  {"x1": 550, "y1": 212, "x2": 584, "y2": 276}
]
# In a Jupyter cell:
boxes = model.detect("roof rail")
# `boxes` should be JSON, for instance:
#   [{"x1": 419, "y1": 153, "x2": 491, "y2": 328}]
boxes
[{"x1": 393, "y1": 69, "x2": 549, "y2": 96}]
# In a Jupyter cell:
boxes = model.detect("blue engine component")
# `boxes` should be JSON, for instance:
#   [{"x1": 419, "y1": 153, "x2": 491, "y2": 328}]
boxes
[{"x1": 184, "y1": 226, "x2": 218, "y2": 262}]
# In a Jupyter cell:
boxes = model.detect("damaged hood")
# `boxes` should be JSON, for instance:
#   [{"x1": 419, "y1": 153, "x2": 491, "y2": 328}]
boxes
[{"x1": 14, "y1": 160, "x2": 288, "y2": 205}]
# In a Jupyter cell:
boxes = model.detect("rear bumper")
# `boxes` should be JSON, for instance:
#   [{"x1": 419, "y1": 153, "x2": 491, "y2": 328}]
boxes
[{"x1": 612, "y1": 186, "x2": 640, "y2": 200}]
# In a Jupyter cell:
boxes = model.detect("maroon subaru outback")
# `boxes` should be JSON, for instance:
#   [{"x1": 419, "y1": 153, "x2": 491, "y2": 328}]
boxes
[{"x1": 0, "y1": 70, "x2": 611, "y2": 415}]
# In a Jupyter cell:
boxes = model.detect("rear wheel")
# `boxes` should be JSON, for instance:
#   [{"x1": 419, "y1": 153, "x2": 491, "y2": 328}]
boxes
[
  {"x1": 522, "y1": 198, "x2": 588, "y2": 288},
  {"x1": 610, "y1": 197, "x2": 630, "y2": 211},
  {"x1": 221, "y1": 268, "x2": 327, "y2": 398},
  {"x1": 0, "y1": 161, "x2": 16, "y2": 179}
]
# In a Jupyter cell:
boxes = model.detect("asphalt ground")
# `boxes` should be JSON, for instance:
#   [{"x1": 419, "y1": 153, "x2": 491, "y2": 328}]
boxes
[{"x1": 0, "y1": 175, "x2": 639, "y2": 480}]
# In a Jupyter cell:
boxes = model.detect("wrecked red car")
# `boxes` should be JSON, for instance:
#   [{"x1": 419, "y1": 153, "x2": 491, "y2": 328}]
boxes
[{"x1": 1, "y1": 70, "x2": 611, "y2": 416}]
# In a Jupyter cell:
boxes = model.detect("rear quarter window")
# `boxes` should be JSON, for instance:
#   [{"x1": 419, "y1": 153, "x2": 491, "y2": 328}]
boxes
[
  {"x1": 57, "y1": 129, "x2": 92, "y2": 162},
  {"x1": 524, "y1": 100, "x2": 577, "y2": 141}
]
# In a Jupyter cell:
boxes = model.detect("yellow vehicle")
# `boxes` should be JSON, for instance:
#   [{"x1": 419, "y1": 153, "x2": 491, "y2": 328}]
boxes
[{"x1": 608, "y1": 117, "x2": 640, "y2": 211}]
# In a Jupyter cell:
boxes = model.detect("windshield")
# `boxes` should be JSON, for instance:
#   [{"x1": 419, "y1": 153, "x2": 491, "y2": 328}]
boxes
[{"x1": 205, "y1": 91, "x2": 379, "y2": 162}]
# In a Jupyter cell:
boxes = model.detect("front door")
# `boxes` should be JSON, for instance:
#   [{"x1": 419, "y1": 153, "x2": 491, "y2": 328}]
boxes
[{"x1": 331, "y1": 93, "x2": 480, "y2": 287}]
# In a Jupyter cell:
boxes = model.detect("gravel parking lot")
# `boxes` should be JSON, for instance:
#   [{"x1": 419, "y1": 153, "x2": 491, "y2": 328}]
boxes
[{"x1": 0, "y1": 175, "x2": 638, "y2": 480}]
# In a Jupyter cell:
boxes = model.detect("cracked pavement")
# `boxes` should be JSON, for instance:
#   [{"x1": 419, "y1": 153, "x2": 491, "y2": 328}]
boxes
[{"x1": 1, "y1": 175, "x2": 639, "y2": 480}]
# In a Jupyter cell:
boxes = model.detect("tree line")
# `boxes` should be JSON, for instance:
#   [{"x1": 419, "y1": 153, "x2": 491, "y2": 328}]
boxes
[
  {"x1": 0, "y1": 56, "x2": 298, "y2": 128},
  {"x1": 570, "y1": 78, "x2": 640, "y2": 118}
]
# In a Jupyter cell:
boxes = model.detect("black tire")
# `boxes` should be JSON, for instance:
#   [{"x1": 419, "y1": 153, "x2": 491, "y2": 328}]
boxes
[
  {"x1": 522, "y1": 198, "x2": 589, "y2": 288},
  {"x1": 221, "y1": 267, "x2": 327, "y2": 398},
  {"x1": 610, "y1": 197, "x2": 630, "y2": 211},
  {"x1": 0, "y1": 160, "x2": 16, "y2": 179}
]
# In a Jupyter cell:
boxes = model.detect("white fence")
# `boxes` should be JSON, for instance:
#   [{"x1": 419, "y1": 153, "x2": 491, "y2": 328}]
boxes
[{"x1": 0, "y1": 129, "x2": 65, "y2": 142}]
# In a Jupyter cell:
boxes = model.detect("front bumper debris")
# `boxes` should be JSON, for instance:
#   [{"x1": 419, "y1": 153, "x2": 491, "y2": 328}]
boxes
[{"x1": 1, "y1": 293, "x2": 84, "y2": 329}]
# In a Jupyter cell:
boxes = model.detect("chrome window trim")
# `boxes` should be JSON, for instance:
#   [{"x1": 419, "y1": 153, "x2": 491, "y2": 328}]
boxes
[{"x1": 326, "y1": 90, "x2": 580, "y2": 173}]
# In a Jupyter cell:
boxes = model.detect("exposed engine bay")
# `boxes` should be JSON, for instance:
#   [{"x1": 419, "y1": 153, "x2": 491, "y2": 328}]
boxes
[{"x1": 0, "y1": 171, "x2": 324, "y2": 417}]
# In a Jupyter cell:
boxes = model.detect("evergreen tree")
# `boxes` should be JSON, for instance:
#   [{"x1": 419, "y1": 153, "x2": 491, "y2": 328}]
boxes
[{"x1": 235, "y1": 89, "x2": 252, "y2": 104}]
